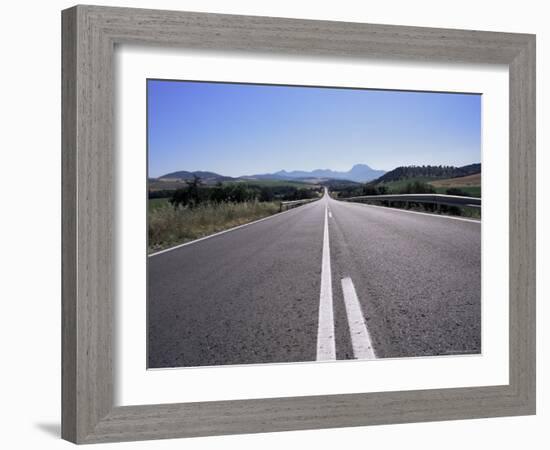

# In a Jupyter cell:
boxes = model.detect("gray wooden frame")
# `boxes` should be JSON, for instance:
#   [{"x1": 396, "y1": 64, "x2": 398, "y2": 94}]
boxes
[{"x1": 62, "y1": 5, "x2": 536, "y2": 444}]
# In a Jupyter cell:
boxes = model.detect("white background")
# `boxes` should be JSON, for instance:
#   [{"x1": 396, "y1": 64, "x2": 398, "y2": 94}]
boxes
[
  {"x1": 116, "y1": 48, "x2": 509, "y2": 405},
  {"x1": 0, "y1": 1, "x2": 546, "y2": 449}
]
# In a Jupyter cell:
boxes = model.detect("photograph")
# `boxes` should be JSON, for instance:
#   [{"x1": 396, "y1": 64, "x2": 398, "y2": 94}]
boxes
[{"x1": 146, "y1": 79, "x2": 482, "y2": 369}]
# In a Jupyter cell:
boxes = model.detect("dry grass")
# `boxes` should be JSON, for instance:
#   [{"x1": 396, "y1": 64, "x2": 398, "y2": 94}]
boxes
[
  {"x1": 148, "y1": 201, "x2": 280, "y2": 253},
  {"x1": 429, "y1": 173, "x2": 481, "y2": 188}
]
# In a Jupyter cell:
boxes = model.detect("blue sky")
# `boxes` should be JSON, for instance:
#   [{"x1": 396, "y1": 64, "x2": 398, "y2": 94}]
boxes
[{"x1": 147, "y1": 80, "x2": 481, "y2": 178}]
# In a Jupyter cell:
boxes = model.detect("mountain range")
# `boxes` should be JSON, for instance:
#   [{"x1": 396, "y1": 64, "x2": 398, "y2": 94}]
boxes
[
  {"x1": 248, "y1": 164, "x2": 385, "y2": 183},
  {"x1": 158, "y1": 164, "x2": 386, "y2": 184}
]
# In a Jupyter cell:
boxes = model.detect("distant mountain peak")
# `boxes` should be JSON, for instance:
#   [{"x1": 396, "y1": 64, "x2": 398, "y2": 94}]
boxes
[{"x1": 253, "y1": 164, "x2": 385, "y2": 183}]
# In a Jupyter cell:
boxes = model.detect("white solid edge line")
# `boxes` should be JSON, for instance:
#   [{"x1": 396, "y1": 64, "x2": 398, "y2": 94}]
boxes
[
  {"x1": 341, "y1": 277, "x2": 376, "y2": 360},
  {"x1": 149, "y1": 200, "x2": 317, "y2": 257},
  {"x1": 316, "y1": 204, "x2": 336, "y2": 361},
  {"x1": 343, "y1": 201, "x2": 481, "y2": 224}
]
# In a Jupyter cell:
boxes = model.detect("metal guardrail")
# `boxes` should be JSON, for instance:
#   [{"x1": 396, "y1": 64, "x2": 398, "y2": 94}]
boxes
[
  {"x1": 339, "y1": 193, "x2": 481, "y2": 209},
  {"x1": 280, "y1": 197, "x2": 320, "y2": 212}
]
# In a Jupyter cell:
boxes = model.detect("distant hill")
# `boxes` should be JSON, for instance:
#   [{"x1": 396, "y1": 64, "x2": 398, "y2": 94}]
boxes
[
  {"x1": 456, "y1": 163, "x2": 482, "y2": 176},
  {"x1": 154, "y1": 164, "x2": 479, "y2": 187},
  {"x1": 249, "y1": 164, "x2": 385, "y2": 183},
  {"x1": 157, "y1": 170, "x2": 234, "y2": 184},
  {"x1": 374, "y1": 164, "x2": 480, "y2": 184}
]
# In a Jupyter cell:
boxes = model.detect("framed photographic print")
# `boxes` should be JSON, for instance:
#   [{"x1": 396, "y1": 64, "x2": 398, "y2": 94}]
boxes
[{"x1": 62, "y1": 5, "x2": 536, "y2": 444}]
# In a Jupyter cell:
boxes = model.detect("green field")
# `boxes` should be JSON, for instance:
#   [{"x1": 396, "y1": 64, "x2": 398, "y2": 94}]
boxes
[
  {"x1": 429, "y1": 173, "x2": 481, "y2": 198},
  {"x1": 376, "y1": 176, "x2": 439, "y2": 193},
  {"x1": 376, "y1": 175, "x2": 481, "y2": 198},
  {"x1": 148, "y1": 200, "x2": 280, "y2": 253},
  {"x1": 149, "y1": 197, "x2": 171, "y2": 210}
]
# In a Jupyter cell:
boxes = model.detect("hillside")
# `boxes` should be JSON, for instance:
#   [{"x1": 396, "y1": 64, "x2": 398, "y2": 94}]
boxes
[
  {"x1": 374, "y1": 164, "x2": 480, "y2": 184},
  {"x1": 429, "y1": 173, "x2": 481, "y2": 197},
  {"x1": 158, "y1": 170, "x2": 234, "y2": 184},
  {"x1": 429, "y1": 173, "x2": 481, "y2": 188}
]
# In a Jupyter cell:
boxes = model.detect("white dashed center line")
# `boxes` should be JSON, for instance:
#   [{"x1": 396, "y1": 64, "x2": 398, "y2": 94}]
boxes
[
  {"x1": 341, "y1": 277, "x2": 376, "y2": 359},
  {"x1": 316, "y1": 204, "x2": 336, "y2": 360}
]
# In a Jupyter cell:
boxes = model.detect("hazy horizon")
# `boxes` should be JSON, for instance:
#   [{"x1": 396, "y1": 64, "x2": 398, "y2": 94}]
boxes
[
  {"x1": 148, "y1": 80, "x2": 481, "y2": 178},
  {"x1": 153, "y1": 161, "x2": 481, "y2": 179}
]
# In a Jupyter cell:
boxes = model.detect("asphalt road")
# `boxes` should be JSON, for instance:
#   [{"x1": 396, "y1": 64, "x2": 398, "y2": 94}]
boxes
[{"x1": 148, "y1": 190, "x2": 481, "y2": 368}]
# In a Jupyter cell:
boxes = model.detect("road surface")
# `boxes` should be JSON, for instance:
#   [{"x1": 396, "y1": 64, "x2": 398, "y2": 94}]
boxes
[{"x1": 148, "y1": 190, "x2": 481, "y2": 368}]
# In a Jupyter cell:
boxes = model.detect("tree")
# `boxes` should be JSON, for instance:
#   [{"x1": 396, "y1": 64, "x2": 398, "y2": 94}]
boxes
[
  {"x1": 400, "y1": 181, "x2": 435, "y2": 194},
  {"x1": 209, "y1": 182, "x2": 228, "y2": 203},
  {"x1": 362, "y1": 184, "x2": 380, "y2": 196},
  {"x1": 185, "y1": 175, "x2": 202, "y2": 206},
  {"x1": 259, "y1": 186, "x2": 274, "y2": 202},
  {"x1": 170, "y1": 175, "x2": 203, "y2": 208}
]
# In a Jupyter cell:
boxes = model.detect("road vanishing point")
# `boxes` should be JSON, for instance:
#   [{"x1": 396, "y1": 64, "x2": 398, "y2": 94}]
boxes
[{"x1": 148, "y1": 189, "x2": 481, "y2": 368}]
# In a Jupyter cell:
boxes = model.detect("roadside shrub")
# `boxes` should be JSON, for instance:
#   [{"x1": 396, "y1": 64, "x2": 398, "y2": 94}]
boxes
[
  {"x1": 399, "y1": 181, "x2": 436, "y2": 194},
  {"x1": 446, "y1": 187, "x2": 471, "y2": 197},
  {"x1": 170, "y1": 180, "x2": 318, "y2": 208},
  {"x1": 148, "y1": 201, "x2": 280, "y2": 252},
  {"x1": 362, "y1": 184, "x2": 380, "y2": 196}
]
